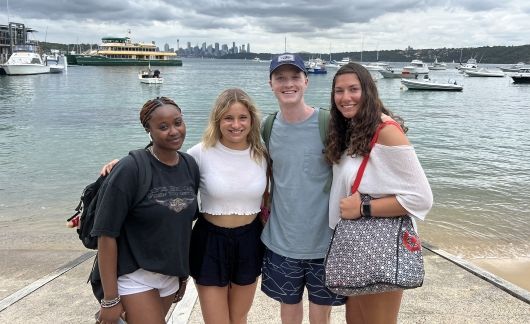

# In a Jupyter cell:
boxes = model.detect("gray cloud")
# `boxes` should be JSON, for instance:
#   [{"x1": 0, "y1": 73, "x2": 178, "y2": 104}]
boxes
[{"x1": 3, "y1": 0, "x2": 527, "y2": 52}]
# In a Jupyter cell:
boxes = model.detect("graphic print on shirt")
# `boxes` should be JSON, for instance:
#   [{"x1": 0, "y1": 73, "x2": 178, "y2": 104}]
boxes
[{"x1": 148, "y1": 185, "x2": 196, "y2": 213}]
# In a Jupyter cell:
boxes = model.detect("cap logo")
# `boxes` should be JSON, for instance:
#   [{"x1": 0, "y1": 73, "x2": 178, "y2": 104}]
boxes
[{"x1": 278, "y1": 54, "x2": 295, "y2": 62}]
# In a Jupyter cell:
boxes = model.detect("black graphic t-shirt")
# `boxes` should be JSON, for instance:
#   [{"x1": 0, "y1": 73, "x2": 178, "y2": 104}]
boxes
[{"x1": 92, "y1": 152, "x2": 199, "y2": 277}]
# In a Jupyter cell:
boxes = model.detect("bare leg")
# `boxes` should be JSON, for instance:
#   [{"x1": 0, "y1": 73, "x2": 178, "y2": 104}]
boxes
[
  {"x1": 281, "y1": 302, "x2": 303, "y2": 324},
  {"x1": 345, "y1": 297, "x2": 365, "y2": 324},
  {"x1": 308, "y1": 302, "x2": 331, "y2": 324},
  {"x1": 227, "y1": 281, "x2": 258, "y2": 324},
  {"x1": 196, "y1": 284, "x2": 230, "y2": 324},
  {"x1": 346, "y1": 290, "x2": 403, "y2": 324},
  {"x1": 121, "y1": 289, "x2": 173, "y2": 324}
]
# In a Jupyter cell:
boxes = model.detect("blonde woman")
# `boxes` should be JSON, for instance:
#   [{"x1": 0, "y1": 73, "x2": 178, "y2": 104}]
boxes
[{"x1": 187, "y1": 88, "x2": 268, "y2": 324}]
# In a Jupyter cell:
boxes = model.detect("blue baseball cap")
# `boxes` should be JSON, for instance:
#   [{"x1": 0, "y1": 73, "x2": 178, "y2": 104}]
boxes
[{"x1": 269, "y1": 53, "x2": 307, "y2": 77}]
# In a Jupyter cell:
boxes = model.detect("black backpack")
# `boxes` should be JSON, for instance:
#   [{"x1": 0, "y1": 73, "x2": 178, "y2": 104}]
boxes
[{"x1": 66, "y1": 149, "x2": 152, "y2": 249}]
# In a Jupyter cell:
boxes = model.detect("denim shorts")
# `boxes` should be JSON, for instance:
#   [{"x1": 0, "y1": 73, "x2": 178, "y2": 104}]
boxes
[
  {"x1": 261, "y1": 248, "x2": 346, "y2": 305},
  {"x1": 190, "y1": 216, "x2": 264, "y2": 286}
]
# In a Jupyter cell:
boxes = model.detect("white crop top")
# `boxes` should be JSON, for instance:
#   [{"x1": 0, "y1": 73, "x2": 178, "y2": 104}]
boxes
[{"x1": 187, "y1": 141, "x2": 267, "y2": 216}]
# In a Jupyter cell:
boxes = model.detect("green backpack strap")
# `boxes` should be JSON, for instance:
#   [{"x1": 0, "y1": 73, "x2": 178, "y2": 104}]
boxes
[
  {"x1": 261, "y1": 111, "x2": 278, "y2": 151},
  {"x1": 318, "y1": 108, "x2": 332, "y2": 193},
  {"x1": 318, "y1": 107, "x2": 330, "y2": 145}
]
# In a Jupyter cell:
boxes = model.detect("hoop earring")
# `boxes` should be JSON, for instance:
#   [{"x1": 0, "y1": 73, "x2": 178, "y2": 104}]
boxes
[{"x1": 148, "y1": 132, "x2": 153, "y2": 142}]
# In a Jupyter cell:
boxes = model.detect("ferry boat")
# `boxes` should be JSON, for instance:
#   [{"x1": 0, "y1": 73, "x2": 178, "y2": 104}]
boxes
[{"x1": 67, "y1": 37, "x2": 182, "y2": 66}]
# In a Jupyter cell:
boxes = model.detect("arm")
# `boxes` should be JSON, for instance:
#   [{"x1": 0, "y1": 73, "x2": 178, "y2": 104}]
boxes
[
  {"x1": 340, "y1": 194, "x2": 407, "y2": 220},
  {"x1": 340, "y1": 123, "x2": 414, "y2": 220},
  {"x1": 97, "y1": 236, "x2": 124, "y2": 323}
]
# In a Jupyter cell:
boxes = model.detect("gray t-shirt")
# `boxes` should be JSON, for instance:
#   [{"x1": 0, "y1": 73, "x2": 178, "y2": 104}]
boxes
[{"x1": 261, "y1": 108, "x2": 333, "y2": 259}]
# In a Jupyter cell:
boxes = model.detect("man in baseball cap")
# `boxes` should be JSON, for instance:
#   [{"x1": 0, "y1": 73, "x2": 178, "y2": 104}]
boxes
[{"x1": 269, "y1": 53, "x2": 307, "y2": 78}]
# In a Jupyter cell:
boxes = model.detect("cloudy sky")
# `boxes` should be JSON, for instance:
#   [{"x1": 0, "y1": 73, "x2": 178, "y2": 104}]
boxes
[{"x1": 2, "y1": 0, "x2": 530, "y2": 53}]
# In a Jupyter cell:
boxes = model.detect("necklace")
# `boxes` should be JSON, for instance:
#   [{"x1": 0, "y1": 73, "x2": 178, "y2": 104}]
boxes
[{"x1": 148, "y1": 146, "x2": 179, "y2": 165}]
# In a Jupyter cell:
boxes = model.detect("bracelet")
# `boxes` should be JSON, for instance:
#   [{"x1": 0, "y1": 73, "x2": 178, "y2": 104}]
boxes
[
  {"x1": 359, "y1": 202, "x2": 364, "y2": 217},
  {"x1": 100, "y1": 295, "x2": 121, "y2": 308}
]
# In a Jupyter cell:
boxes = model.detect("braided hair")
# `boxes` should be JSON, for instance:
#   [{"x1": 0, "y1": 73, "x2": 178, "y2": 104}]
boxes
[{"x1": 139, "y1": 97, "x2": 181, "y2": 132}]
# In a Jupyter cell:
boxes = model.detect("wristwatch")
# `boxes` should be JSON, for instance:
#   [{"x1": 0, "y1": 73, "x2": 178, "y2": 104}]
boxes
[{"x1": 361, "y1": 195, "x2": 372, "y2": 217}]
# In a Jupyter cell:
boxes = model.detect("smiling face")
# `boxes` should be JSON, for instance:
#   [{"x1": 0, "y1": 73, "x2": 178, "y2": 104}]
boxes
[
  {"x1": 333, "y1": 73, "x2": 363, "y2": 119},
  {"x1": 147, "y1": 104, "x2": 186, "y2": 151},
  {"x1": 269, "y1": 65, "x2": 308, "y2": 106},
  {"x1": 218, "y1": 101, "x2": 251, "y2": 150}
]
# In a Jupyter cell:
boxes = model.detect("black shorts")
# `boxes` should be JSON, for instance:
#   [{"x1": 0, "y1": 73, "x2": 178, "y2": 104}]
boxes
[{"x1": 190, "y1": 215, "x2": 264, "y2": 286}]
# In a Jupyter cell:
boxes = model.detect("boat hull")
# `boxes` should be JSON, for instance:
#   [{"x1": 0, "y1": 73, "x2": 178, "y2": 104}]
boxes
[
  {"x1": 2, "y1": 64, "x2": 50, "y2": 75},
  {"x1": 73, "y1": 55, "x2": 182, "y2": 66},
  {"x1": 511, "y1": 76, "x2": 530, "y2": 84},
  {"x1": 139, "y1": 78, "x2": 163, "y2": 84},
  {"x1": 401, "y1": 79, "x2": 463, "y2": 91},
  {"x1": 465, "y1": 70, "x2": 504, "y2": 77}
]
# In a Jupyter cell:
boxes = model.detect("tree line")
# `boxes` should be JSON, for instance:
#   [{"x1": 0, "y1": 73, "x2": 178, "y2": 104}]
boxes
[{"x1": 41, "y1": 41, "x2": 530, "y2": 64}]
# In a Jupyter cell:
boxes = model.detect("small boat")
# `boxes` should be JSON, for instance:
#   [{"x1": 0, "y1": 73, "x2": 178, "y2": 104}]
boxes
[
  {"x1": 379, "y1": 63, "x2": 427, "y2": 79},
  {"x1": 2, "y1": 44, "x2": 50, "y2": 75},
  {"x1": 305, "y1": 58, "x2": 327, "y2": 74},
  {"x1": 401, "y1": 75, "x2": 463, "y2": 91},
  {"x1": 337, "y1": 57, "x2": 352, "y2": 67},
  {"x1": 363, "y1": 62, "x2": 389, "y2": 72},
  {"x1": 498, "y1": 62, "x2": 526, "y2": 72},
  {"x1": 510, "y1": 68, "x2": 530, "y2": 84},
  {"x1": 428, "y1": 58, "x2": 447, "y2": 70},
  {"x1": 465, "y1": 68, "x2": 504, "y2": 77},
  {"x1": 457, "y1": 58, "x2": 478, "y2": 72},
  {"x1": 379, "y1": 66, "x2": 402, "y2": 78},
  {"x1": 402, "y1": 60, "x2": 429, "y2": 76},
  {"x1": 138, "y1": 66, "x2": 163, "y2": 84},
  {"x1": 45, "y1": 54, "x2": 68, "y2": 73}
]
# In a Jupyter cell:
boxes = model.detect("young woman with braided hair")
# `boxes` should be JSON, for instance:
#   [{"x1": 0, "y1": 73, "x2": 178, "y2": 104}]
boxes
[
  {"x1": 93, "y1": 97, "x2": 200, "y2": 324},
  {"x1": 325, "y1": 63, "x2": 433, "y2": 324}
]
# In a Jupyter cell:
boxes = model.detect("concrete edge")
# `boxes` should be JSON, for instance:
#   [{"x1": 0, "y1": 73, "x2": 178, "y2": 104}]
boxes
[
  {"x1": 0, "y1": 251, "x2": 97, "y2": 312},
  {"x1": 423, "y1": 242, "x2": 530, "y2": 304},
  {"x1": 166, "y1": 282, "x2": 198, "y2": 323}
]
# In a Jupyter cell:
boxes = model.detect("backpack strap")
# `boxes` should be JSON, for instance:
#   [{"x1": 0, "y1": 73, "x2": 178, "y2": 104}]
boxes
[
  {"x1": 351, "y1": 120, "x2": 404, "y2": 194},
  {"x1": 129, "y1": 149, "x2": 153, "y2": 206},
  {"x1": 318, "y1": 107, "x2": 330, "y2": 146},
  {"x1": 318, "y1": 108, "x2": 332, "y2": 192},
  {"x1": 177, "y1": 152, "x2": 200, "y2": 190},
  {"x1": 261, "y1": 111, "x2": 278, "y2": 151}
]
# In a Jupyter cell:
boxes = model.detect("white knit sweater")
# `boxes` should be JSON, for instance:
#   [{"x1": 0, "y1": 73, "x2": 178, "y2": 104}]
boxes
[{"x1": 329, "y1": 144, "x2": 433, "y2": 228}]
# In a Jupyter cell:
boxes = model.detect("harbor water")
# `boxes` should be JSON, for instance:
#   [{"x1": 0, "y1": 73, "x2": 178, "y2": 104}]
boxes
[{"x1": 0, "y1": 59, "x2": 529, "y2": 291}]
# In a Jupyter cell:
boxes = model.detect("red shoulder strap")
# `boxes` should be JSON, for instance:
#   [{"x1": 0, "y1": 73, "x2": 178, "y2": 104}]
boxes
[{"x1": 350, "y1": 120, "x2": 403, "y2": 194}]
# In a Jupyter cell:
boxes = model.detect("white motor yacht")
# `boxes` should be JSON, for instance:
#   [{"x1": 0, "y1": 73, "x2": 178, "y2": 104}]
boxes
[
  {"x1": 401, "y1": 60, "x2": 429, "y2": 78},
  {"x1": 401, "y1": 75, "x2": 463, "y2": 91},
  {"x1": 457, "y1": 58, "x2": 478, "y2": 72},
  {"x1": 465, "y1": 68, "x2": 504, "y2": 77},
  {"x1": 2, "y1": 44, "x2": 50, "y2": 75},
  {"x1": 510, "y1": 68, "x2": 530, "y2": 84},
  {"x1": 428, "y1": 58, "x2": 447, "y2": 70}
]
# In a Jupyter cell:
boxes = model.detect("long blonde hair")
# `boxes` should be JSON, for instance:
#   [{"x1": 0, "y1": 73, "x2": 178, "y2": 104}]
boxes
[{"x1": 202, "y1": 88, "x2": 267, "y2": 163}]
